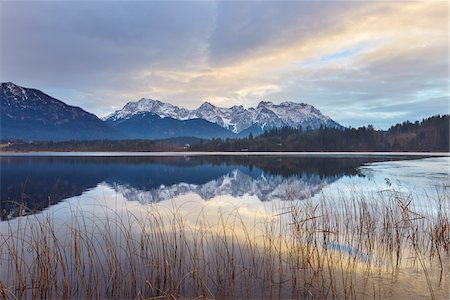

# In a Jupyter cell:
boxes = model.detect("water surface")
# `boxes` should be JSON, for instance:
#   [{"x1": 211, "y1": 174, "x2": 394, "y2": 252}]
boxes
[
  {"x1": 2, "y1": 154, "x2": 447, "y2": 220},
  {"x1": 0, "y1": 154, "x2": 448, "y2": 299}
]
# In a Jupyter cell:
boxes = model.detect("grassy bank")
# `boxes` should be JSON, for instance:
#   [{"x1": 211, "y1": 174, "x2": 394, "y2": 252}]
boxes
[{"x1": 0, "y1": 187, "x2": 448, "y2": 299}]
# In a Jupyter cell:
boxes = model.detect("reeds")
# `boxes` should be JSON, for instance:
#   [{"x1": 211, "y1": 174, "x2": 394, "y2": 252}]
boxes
[{"x1": 0, "y1": 185, "x2": 448, "y2": 299}]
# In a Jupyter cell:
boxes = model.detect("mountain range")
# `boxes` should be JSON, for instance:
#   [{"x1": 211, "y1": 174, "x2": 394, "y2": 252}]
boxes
[
  {"x1": 105, "y1": 98, "x2": 342, "y2": 135},
  {"x1": 1, "y1": 82, "x2": 342, "y2": 141}
]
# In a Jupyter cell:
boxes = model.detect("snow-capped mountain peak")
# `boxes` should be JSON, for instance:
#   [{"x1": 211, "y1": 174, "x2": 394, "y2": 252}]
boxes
[
  {"x1": 106, "y1": 97, "x2": 342, "y2": 134},
  {"x1": 1, "y1": 82, "x2": 29, "y2": 100},
  {"x1": 198, "y1": 101, "x2": 215, "y2": 109},
  {"x1": 106, "y1": 98, "x2": 190, "y2": 121},
  {"x1": 257, "y1": 100, "x2": 273, "y2": 107}
]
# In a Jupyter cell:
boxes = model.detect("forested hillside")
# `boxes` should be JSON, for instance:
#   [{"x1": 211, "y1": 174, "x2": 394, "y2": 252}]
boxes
[{"x1": 190, "y1": 115, "x2": 449, "y2": 152}]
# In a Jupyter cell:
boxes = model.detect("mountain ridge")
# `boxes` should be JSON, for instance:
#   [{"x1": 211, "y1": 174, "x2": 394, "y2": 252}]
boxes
[
  {"x1": 0, "y1": 82, "x2": 120, "y2": 141},
  {"x1": 105, "y1": 111, "x2": 237, "y2": 139},
  {"x1": 106, "y1": 98, "x2": 342, "y2": 134}
]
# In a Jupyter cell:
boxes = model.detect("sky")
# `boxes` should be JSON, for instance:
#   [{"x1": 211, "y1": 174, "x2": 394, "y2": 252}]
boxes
[{"x1": 0, "y1": 1, "x2": 448, "y2": 129}]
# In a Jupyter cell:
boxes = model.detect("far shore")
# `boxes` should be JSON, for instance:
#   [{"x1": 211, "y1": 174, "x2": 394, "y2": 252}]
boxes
[{"x1": 1, "y1": 151, "x2": 449, "y2": 157}]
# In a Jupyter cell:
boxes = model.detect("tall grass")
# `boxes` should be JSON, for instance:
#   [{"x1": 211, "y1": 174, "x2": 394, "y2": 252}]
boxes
[{"x1": 0, "y1": 186, "x2": 448, "y2": 299}]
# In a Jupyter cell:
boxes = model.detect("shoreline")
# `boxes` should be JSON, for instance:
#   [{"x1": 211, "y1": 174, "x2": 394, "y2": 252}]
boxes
[{"x1": 1, "y1": 151, "x2": 449, "y2": 157}]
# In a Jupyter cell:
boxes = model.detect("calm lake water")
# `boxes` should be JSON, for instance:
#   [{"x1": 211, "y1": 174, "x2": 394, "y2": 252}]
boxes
[
  {"x1": 1, "y1": 153, "x2": 448, "y2": 220},
  {"x1": 0, "y1": 153, "x2": 449, "y2": 299}
]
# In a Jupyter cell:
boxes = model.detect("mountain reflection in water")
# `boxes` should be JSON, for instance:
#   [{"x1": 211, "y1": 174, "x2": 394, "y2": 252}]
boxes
[{"x1": 0, "y1": 155, "x2": 426, "y2": 220}]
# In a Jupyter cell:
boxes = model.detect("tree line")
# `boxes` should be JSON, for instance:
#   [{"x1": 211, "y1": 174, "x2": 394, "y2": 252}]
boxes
[
  {"x1": 4, "y1": 139, "x2": 184, "y2": 152},
  {"x1": 189, "y1": 115, "x2": 449, "y2": 152},
  {"x1": 3, "y1": 115, "x2": 448, "y2": 152}
]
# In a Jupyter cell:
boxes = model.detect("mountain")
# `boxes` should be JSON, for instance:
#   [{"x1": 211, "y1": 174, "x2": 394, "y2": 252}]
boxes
[
  {"x1": 1, "y1": 82, "x2": 342, "y2": 141},
  {"x1": 0, "y1": 82, "x2": 119, "y2": 141},
  {"x1": 106, "y1": 98, "x2": 191, "y2": 122},
  {"x1": 105, "y1": 98, "x2": 342, "y2": 134},
  {"x1": 105, "y1": 111, "x2": 236, "y2": 139}
]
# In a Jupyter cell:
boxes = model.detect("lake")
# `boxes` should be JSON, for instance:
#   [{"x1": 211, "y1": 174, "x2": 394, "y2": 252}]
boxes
[{"x1": 0, "y1": 153, "x2": 449, "y2": 299}]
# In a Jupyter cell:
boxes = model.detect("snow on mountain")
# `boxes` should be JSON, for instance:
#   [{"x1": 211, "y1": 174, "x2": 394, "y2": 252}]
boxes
[
  {"x1": 106, "y1": 98, "x2": 342, "y2": 134},
  {"x1": 1, "y1": 82, "x2": 29, "y2": 100},
  {"x1": 1, "y1": 82, "x2": 72, "y2": 110},
  {"x1": 105, "y1": 98, "x2": 191, "y2": 121}
]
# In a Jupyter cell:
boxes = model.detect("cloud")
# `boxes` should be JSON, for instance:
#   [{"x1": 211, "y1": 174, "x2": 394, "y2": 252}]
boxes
[
  {"x1": 0, "y1": 1, "x2": 214, "y2": 112},
  {"x1": 207, "y1": 1, "x2": 355, "y2": 65},
  {"x1": 0, "y1": 1, "x2": 447, "y2": 128}
]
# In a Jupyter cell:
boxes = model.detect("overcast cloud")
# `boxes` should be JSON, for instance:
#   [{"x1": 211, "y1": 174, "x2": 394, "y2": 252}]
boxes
[{"x1": 1, "y1": 1, "x2": 447, "y2": 129}]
